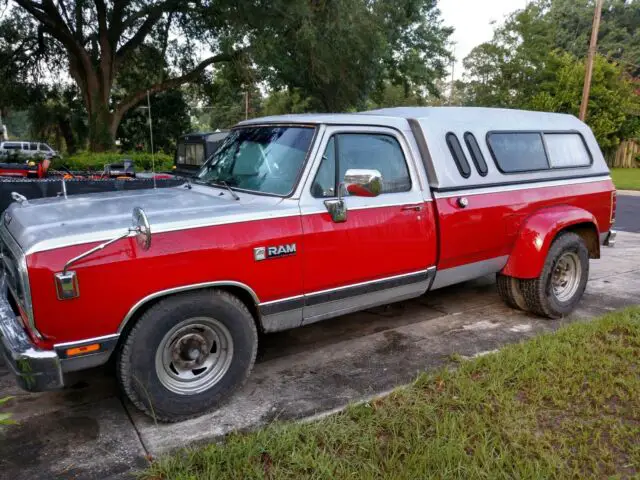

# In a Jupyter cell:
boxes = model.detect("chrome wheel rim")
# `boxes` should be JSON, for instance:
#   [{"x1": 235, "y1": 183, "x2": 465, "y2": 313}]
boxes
[
  {"x1": 155, "y1": 317, "x2": 233, "y2": 395},
  {"x1": 551, "y1": 252, "x2": 581, "y2": 302}
]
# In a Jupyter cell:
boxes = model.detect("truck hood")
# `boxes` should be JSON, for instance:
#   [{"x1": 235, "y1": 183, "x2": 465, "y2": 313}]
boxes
[{"x1": 3, "y1": 184, "x2": 299, "y2": 254}]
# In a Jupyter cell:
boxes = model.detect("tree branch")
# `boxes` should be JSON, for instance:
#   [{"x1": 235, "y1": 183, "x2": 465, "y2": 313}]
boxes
[
  {"x1": 112, "y1": 51, "x2": 239, "y2": 122},
  {"x1": 115, "y1": 8, "x2": 165, "y2": 64}
]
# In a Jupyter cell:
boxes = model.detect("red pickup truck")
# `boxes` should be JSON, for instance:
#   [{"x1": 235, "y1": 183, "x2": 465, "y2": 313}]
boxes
[{"x1": 0, "y1": 107, "x2": 616, "y2": 421}]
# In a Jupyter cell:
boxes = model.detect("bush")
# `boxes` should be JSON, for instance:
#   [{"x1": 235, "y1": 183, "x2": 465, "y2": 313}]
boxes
[{"x1": 53, "y1": 151, "x2": 174, "y2": 172}]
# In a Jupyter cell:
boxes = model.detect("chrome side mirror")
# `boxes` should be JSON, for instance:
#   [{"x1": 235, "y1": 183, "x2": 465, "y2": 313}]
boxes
[
  {"x1": 343, "y1": 169, "x2": 383, "y2": 197},
  {"x1": 132, "y1": 207, "x2": 151, "y2": 250},
  {"x1": 324, "y1": 198, "x2": 347, "y2": 223}
]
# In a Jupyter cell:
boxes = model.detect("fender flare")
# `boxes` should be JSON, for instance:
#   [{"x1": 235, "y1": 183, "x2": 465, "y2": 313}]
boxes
[{"x1": 501, "y1": 205, "x2": 599, "y2": 279}]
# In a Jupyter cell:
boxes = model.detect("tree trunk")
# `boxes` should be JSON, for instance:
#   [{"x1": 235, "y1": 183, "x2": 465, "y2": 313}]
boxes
[{"x1": 88, "y1": 101, "x2": 115, "y2": 152}]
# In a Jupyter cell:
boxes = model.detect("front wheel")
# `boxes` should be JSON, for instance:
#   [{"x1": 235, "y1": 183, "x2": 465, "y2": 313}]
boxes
[
  {"x1": 117, "y1": 290, "x2": 258, "y2": 422},
  {"x1": 520, "y1": 232, "x2": 589, "y2": 319}
]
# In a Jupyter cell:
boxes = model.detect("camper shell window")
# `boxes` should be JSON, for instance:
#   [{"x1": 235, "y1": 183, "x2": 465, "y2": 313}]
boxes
[
  {"x1": 445, "y1": 132, "x2": 471, "y2": 178},
  {"x1": 486, "y1": 130, "x2": 593, "y2": 174},
  {"x1": 463, "y1": 132, "x2": 488, "y2": 176}
]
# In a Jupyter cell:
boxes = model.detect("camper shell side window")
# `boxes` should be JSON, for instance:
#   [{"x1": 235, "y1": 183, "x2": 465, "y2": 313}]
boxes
[{"x1": 486, "y1": 130, "x2": 593, "y2": 174}]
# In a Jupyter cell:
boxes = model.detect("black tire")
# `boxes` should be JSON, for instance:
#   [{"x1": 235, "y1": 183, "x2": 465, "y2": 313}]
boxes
[
  {"x1": 520, "y1": 232, "x2": 589, "y2": 319},
  {"x1": 117, "y1": 289, "x2": 258, "y2": 422},
  {"x1": 496, "y1": 273, "x2": 528, "y2": 311}
]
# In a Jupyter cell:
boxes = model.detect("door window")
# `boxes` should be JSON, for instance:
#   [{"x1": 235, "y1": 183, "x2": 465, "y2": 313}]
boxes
[
  {"x1": 311, "y1": 133, "x2": 411, "y2": 198},
  {"x1": 29, "y1": 143, "x2": 38, "y2": 151}
]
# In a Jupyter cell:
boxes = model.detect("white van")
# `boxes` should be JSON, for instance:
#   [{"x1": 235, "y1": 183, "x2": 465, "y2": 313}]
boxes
[{"x1": 0, "y1": 141, "x2": 59, "y2": 159}]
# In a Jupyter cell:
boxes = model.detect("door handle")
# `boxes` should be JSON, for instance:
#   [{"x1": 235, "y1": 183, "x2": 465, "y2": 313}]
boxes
[{"x1": 401, "y1": 204, "x2": 423, "y2": 212}]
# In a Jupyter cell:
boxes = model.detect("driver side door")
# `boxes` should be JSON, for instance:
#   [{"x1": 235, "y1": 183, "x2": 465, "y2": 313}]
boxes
[{"x1": 298, "y1": 126, "x2": 436, "y2": 324}]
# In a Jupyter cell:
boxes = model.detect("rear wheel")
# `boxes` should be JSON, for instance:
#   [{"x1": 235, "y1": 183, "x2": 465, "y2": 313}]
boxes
[
  {"x1": 117, "y1": 289, "x2": 258, "y2": 422},
  {"x1": 520, "y1": 232, "x2": 589, "y2": 319},
  {"x1": 496, "y1": 273, "x2": 527, "y2": 311}
]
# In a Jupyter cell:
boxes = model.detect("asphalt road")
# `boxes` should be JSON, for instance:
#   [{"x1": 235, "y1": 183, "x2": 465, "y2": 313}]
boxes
[{"x1": 616, "y1": 193, "x2": 640, "y2": 233}]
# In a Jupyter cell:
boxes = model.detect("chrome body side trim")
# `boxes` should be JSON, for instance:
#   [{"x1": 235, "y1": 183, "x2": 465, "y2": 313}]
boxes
[
  {"x1": 302, "y1": 270, "x2": 434, "y2": 326},
  {"x1": 261, "y1": 308, "x2": 304, "y2": 333},
  {"x1": 118, "y1": 281, "x2": 261, "y2": 333},
  {"x1": 54, "y1": 333, "x2": 120, "y2": 349},
  {"x1": 258, "y1": 268, "x2": 436, "y2": 332},
  {"x1": 432, "y1": 176, "x2": 611, "y2": 199},
  {"x1": 431, "y1": 256, "x2": 508, "y2": 290},
  {"x1": 299, "y1": 200, "x2": 433, "y2": 217}
]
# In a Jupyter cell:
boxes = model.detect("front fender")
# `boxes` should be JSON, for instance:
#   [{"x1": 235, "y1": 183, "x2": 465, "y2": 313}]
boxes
[{"x1": 501, "y1": 205, "x2": 599, "y2": 279}]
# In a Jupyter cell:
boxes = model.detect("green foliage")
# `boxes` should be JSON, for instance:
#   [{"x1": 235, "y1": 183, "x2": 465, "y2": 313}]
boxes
[
  {"x1": 28, "y1": 87, "x2": 88, "y2": 154},
  {"x1": 524, "y1": 53, "x2": 640, "y2": 152},
  {"x1": 117, "y1": 90, "x2": 190, "y2": 153},
  {"x1": 251, "y1": 0, "x2": 452, "y2": 112},
  {"x1": 261, "y1": 89, "x2": 312, "y2": 117},
  {"x1": 460, "y1": 0, "x2": 640, "y2": 152},
  {"x1": 54, "y1": 152, "x2": 174, "y2": 173},
  {"x1": 199, "y1": 60, "x2": 263, "y2": 129}
]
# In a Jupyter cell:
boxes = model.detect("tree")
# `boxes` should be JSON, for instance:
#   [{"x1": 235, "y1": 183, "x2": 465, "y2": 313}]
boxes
[
  {"x1": 117, "y1": 89, "x2": 190, "y2": 153},
  {"x1": 11, "y1": 0, "x2": 243, "y2": 151},
  {"x1": 459, "y1": 0, "x2": 640, "y2": 150},
  {"x1": 200, "y1": 60, "x2": 262, "y2": 130},
  {"x1": 28, "y1": 86, "x2": 88, "y2": 153},
  {"x1": 250, "y1": 0, "x2": 452, "y2": 112},
  {"x1": 526, "y1": 53, "x2": 640, "y2": 152},
  {"x1": 0, "y1": 8, "x2": 42, "y2": 122}
]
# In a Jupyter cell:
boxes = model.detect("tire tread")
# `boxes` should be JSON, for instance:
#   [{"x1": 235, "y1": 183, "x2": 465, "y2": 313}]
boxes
[{"x1": 116, "y1": 289, "x2": 258, "y2": 423}]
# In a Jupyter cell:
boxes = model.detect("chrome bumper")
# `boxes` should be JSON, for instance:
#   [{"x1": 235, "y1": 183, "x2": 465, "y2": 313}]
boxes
[
  {"x1": 0, "y1": 277, "x2": 63, "y2": 391},
  {"x1": 603, "y1": 229, "x2": 617, "y2": 247}
]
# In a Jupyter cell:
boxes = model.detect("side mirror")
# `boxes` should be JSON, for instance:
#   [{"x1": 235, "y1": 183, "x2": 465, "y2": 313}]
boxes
[
  {"x1": 344, "y1": 169, "x2": 383, "y2": 197},
  {"x1": 132, "y1": 207, "x2": 152, "y2": 250},
  {"x1": 324, "y1": 198, "x2": 347, "y2": 223}
]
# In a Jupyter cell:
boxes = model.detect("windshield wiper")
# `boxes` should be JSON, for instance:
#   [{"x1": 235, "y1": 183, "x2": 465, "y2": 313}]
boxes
[{"x1": 220, "y1": 180, "x2": 240, "y2": 201}]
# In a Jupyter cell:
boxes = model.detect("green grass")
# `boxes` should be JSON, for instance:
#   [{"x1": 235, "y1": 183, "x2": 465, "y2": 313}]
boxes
[
  {"x1": 142, "y1": 308, "x2": 640, "y2": 480},
  {"x1": 611, "y1": 168, "x2": 640, "y2": 191}
]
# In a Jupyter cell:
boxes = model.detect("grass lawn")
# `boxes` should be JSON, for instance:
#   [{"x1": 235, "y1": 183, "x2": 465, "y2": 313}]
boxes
[
  {"x1": 611, "y1": 168, "x2": 640, "y2": 191},
  {"x1": 143, "y1": 309, "x2": 640, "y2": 480}
]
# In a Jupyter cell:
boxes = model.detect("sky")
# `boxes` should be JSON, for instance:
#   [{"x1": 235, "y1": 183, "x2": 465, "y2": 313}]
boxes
[{"x1": 439, "y1": 0, "x2": 529, "y2": 80}]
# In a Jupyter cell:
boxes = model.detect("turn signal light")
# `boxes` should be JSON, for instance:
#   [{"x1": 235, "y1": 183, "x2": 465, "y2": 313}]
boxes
[{"x1": 66, "y1": 343, "x2": 100, "y2": 357}]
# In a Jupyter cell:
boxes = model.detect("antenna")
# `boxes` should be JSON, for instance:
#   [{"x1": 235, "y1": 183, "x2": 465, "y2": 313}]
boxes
[{"x1": 146, "y1": 90, "x2": 156, "y2": 189}]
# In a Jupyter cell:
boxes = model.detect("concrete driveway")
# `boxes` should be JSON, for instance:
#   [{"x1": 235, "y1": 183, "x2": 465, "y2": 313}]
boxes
[{"x1": 1, "y1": 196, "x2": 639, "y2": 480}]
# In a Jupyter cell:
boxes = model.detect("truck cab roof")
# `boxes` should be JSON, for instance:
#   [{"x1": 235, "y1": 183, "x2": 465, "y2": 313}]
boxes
[{"x1": 240, "y1": 107, "x2": 608, "y2": 192}]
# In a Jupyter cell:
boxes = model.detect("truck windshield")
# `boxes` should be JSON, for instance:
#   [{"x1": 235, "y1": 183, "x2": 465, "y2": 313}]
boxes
[{"x1": 195, "y1": 126, "x2": 315, "y2": 196}]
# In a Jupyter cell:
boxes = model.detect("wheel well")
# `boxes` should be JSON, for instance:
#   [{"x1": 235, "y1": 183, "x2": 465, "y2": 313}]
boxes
[
  {"x1": 116, "y1": 286, "x2": 263, "y2": 352},
  {"x1": 560, "y1": 222, "x2": 600, "y2": 259}
]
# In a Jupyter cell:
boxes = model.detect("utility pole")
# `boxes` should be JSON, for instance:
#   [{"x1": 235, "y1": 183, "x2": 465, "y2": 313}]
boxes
[
  {"x1": 579, "y1": 0, "x2": 604, "y2": 121},
  {"x1": 449, "y1": 44, "x2": 456, "y2": 105}
]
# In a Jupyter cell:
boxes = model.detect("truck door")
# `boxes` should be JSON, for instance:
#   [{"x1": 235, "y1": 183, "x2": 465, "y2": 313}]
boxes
[{"x1": 298, "y1": 126, "x2": 437, "y2": 324}]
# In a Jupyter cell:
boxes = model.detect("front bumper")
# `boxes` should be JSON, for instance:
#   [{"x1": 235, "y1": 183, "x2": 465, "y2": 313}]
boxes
[{"x1": 0, "y1": 277, "x2": 63, "y2": 391}]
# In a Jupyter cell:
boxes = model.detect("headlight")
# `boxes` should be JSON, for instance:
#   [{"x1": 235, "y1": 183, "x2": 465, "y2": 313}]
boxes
[{"x1": 0, "y1": 226, "x2": 37, "y2": 338}]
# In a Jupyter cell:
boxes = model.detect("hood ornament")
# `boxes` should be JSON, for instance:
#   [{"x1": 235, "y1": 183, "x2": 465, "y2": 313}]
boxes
[{"x1": 54, "y1": 207, "x2": 152, "y2": 300}]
